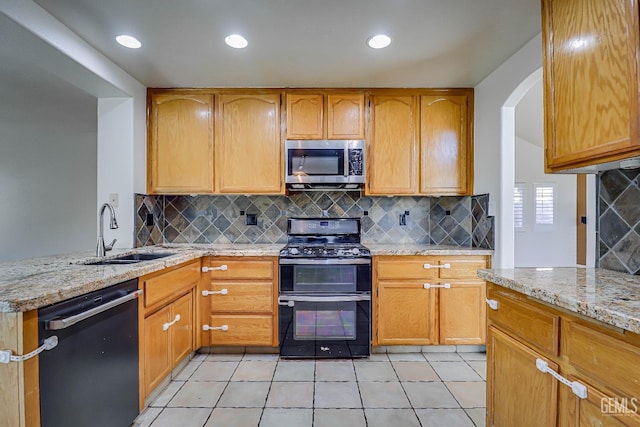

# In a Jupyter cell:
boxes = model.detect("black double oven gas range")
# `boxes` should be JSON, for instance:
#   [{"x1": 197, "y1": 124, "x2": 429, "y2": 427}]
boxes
[{"x1": 278, "y1": 217, "x2": 371, "y2": 358}]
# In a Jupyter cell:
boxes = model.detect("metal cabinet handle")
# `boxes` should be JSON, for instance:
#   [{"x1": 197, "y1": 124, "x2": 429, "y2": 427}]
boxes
[
  {"x1": 423, "y1": 263, "x2": 451, "y2": 269},
  {"x1": 536, "y1": 358, "x2": 587, "y2": 399},
  {"x1": 162, "y1": 314, "x2": 181, "y2": 331},
  {"x1": 486, "y1": 299, "x2": 499, "y2": 310},
  {"x1": 202, "y1": 265, "x2": 228, "y2": 272},
  {"x1": 202, "y1": 324, "x2": 229, "y2": 331},
  {"x1": 202, "y1": 289, "x2": 228, "y2": 297},
  {"x1": 423, "y1": 283, "x2": 451, "y2": 289}
]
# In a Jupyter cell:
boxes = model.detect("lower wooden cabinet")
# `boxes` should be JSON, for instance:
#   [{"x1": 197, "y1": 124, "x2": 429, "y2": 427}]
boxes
[
  {"x1": 487, "y1": 283, "x2": 640, "y2": 427},
  {"x1": 200, "y1": 257, "x2": 278, "y2": 347},
  {"x1": 374, "y1": 255, "x2": 489, "y2": 346},
  {"x1": 139, "y1": 260, "x2": 199, "y2": 400}
]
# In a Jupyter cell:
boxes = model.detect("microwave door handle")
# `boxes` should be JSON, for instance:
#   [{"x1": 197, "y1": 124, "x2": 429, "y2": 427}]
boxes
[{"x1": 344, "y1": 150, "x2": 349, "y2": 177}]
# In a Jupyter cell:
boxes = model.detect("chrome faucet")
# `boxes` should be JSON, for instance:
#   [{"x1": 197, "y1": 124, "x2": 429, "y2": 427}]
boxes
[{"x1": 96, "y1": 203, "x2": 118, "y2": 257}]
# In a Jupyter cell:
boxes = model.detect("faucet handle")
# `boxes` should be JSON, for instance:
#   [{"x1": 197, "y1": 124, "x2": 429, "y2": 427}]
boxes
[{"x1": 105, "y1": 239, "x2": 117, "y2": 251}]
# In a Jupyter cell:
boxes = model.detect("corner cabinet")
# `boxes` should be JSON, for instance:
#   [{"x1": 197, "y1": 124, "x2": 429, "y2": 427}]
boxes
[
  {"x1": 420, "y1": 94, "x2": 473, "y2": 195},
  {"x1": 285, "y1": 91, "x2": 365, "y2": 140},
  {"x1": 486, "y1": 283, "x2": 640, "y2": 427},
  {"x1": 147, "y1": 92, "x2": 214, "y2": 194},
  {"x1": 542, "y1": 0, "x2": 640, "y2": 172},
  {"x1": 200, "y1": 257, "x2": 278, "y2": 347},
  {"x1": 215, "y1": 93, "x2": 283, "y2": 194},
  {"x1": 373, "y1": 255, "x2": 489, "y2": 346}
]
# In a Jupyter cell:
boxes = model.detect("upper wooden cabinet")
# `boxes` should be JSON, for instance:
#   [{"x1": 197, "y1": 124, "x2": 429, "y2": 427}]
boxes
[
  {"x1": 285, "y1": 92, "x2": 365, "y2": 139},
  {"x1": 367, "y1": 95, "x2": 419, "y2": 195},
  {"x1": 542, "y1": 0, "x2": 640, "y2": 172},
  {"x1": 215, "y1": 93, "x2": 283, "y2": 194},
  {"x1": 147, "y1": 92, "x2": 214, "y2": 194},
  {"x1": 420, "y1": 94, "x2": 473, "y2": 195}
]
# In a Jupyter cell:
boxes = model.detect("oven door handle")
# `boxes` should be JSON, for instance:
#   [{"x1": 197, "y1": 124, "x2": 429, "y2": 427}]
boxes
[{"x1": 278, "y1": 294, "x2": 371, "y2": 306}]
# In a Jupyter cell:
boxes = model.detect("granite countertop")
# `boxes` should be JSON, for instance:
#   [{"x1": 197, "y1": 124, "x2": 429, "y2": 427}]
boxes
[
  {"x1": 478, "y1": 268, "x2": 640, "y2": 335},
  {"x1": 366, "y1": 243, "x2": 493, "y2": 256},
  {"x1": 0, "y1": 243, "x2": 492, "y2": 313}
]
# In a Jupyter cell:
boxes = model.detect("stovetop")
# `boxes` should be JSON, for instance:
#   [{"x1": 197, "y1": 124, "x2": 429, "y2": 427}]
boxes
[{"x1": 279, "y1": 243, "x2": 370, "y2": 258}]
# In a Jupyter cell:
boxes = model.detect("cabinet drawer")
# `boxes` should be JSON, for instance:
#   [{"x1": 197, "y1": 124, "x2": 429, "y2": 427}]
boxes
[
  {"x1": 565, "y1": 321, "x2": 640, "y2": 399},
  {"x1": 487, "y1": 288, "x2": 560, "y2": 355},
  {"x1": 143, "y1": 261, "x2": 200, "y2": 308},
  {"x1": 207, "y1": 259, "x2": 274, "y2": 280},
  {"x1": 205, "y1": 282, "x2": 273, "y2": 313},
  {"x1": 376, "y1": 257, "x2": 439, "y2": 280},
  {"x1": 439, "y1": 257, "x2": 489, "y2": 279},
  {"x1": 205, "y1": 315, "x2": 274, "y2": 346}
]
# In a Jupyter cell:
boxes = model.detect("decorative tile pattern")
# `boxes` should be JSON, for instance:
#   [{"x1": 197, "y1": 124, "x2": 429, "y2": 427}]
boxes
[
  {"x1": 135, "y1": 192, "x2": 496, "y2": 250},
  {"x1": 597, "y1": 169, "x2": 640, "y2": 275}
]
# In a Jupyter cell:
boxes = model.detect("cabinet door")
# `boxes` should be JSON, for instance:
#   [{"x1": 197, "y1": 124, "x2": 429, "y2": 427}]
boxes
[
  {"x1": 206, "y1": 314, "x2": 274, "y2": 346},
  {"x1": 367, "y1": 95, "x2": 418, "y2": 195},
  {"x1": 376, "y1": 282, "x2": 436, "y2": 345},
  {"x1": 144, "y1": 306, "x2": 171, "y2": 396},
  {"x1": 543, "y1": 0, "x2": 640, "y2": 171},
  {"x1": 439, "y1": 282, "x2": 485, "y2": 345},
  {"x1": 148, "y1": 93, "x2": 214, "y2": 193},
  {"x1": 564, "y1": 377, "x2": 640, "y2": 426},
  {"x1": 327, "y1": 94, "x2": 365, "y2": 139},
  {"x1": 487, "y1": 326, "x2": 558, "y2": 427},
  {"x1": 286, "y1": 94, "x2": 324, "y2": 139},
  {"x1": 420, "y1": 94, "x2": 472, "y2": 195},
  {"x1": 216, "y1": 93, "x2": 282, "y2": 193},
  {"x1": 170, "y1": 292, "x2": 193, "y2": 367}
]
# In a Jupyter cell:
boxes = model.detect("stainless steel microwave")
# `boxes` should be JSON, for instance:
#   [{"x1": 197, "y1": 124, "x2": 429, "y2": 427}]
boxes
[{"x1": 285, "y1": 140, "x2": 365, "y2": 189}]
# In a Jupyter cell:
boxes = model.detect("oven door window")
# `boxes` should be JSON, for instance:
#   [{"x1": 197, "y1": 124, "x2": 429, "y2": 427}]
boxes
[
  {"x1": 293, "y1": 265, "x2": 357, "y2": 293},
  {"x1": 288, "y1": 149, "x2": 344, "y2": 176},
  {"x1": 294, "y1": 301, "x2": 356, "y2": 341}
]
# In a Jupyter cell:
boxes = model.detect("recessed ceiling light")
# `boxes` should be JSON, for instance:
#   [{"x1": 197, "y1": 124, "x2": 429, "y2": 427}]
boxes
[
  {"x1": 116, "y1": 35, "x2": 142, "y2": 49},
  {"x1": 367, "y1": 34, "x2": 391, "y2": 49},
  {"x1": 225, "y1": 34, "x2": 248, "y2": 49}
]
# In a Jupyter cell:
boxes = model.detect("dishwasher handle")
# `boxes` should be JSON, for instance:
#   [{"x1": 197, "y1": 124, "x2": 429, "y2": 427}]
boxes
[{"x1": 47, "y1": 289, "x2": 143, "y2": 330}]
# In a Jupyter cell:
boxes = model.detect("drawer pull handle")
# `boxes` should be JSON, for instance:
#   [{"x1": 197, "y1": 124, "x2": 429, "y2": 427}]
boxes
[
  {"x1": 423, "y1": 263, "x2": 451, "y2": 269},
  {"x1": 535, "y1": 358, "x2": 587, "y2": 399},
  {"x1": 202, "y1": 265, "x2": 228, "y2": 272},
  {"x1": 423, "y1": 283, "x2": 451, "y2": 289},
  {"x1": 486, "y1": 299, "x2": 499, "y2": 310},
  {"x1": 162, "y1": 314, "x2": 181, "y2": 331},
  {"x1": 202, "y1": 324, "x2": 229, "y2": 332},
  {"x1": 202, "y1": 289, "x2": 228, "y2": 297}
]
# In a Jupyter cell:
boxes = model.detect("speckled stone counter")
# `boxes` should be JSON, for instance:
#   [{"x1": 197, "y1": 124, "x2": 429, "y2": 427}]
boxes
[
  {"x1": 0, "y1": 244, "x2": 282, "y2": 313},
  {"x1": 367, "y1": 243, "x2": 493, "y2": 256},
  {"x1": 478, "y1": 268, "x2": 640, "y2": 334}
]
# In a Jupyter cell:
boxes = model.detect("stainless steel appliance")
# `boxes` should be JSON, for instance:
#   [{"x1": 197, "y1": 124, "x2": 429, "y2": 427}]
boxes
[
  {"x1": 278, "y1": 217, "x2": 371, "y2": 358},
  {"x1": 38, "y1": 279, "x2": 141, "y2": 427},
  {"x1": 285, "y1": 140, "x2": 365, "y2": 190}
]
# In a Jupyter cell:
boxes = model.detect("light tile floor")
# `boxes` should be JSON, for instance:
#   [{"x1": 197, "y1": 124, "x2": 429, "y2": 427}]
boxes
[{"x1": 133, "y1": 351, "x2": 486, "y2": 427}]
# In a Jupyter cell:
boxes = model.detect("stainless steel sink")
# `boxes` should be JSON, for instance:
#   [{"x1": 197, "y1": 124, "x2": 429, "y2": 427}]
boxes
[{"x1": 85, "y1": 252, "x2": 176, "y2": 265}]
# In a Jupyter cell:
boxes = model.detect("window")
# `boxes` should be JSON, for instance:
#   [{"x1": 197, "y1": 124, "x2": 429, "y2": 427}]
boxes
[
  {"x1": 514, "y1": 183, "x2": 525, "y2": 231},
  {"x1": 534, "y1": 183, "x2": 555, "y2": 230}
]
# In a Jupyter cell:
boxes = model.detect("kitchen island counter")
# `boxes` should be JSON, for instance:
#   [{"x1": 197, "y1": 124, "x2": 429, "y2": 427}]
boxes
[{"x1": 478, "y1": 267, "x2": 640, "y2": 334}]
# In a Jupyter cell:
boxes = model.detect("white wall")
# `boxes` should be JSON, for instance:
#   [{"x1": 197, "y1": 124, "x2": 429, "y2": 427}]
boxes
[
  {"x1": 1, "y1": 1, "x2": 147, "y2": 252},
  {"x1": 514, "y1": 137, "x2": 577, "y2": 267},
  {"x1": 0, "y1": 80, "x2": 97, "y2": 262},
  {"x1": 474, "y1": 33, "x2": 542, "y2": 268}
]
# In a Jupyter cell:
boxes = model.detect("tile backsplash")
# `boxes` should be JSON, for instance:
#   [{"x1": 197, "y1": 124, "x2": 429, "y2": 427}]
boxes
[
  {"x1": 598, "y1": 168, "x2": 640, "y2": 275},
  {"x1": 135, "y1": 192, "x2": 494, "y2": 250}
]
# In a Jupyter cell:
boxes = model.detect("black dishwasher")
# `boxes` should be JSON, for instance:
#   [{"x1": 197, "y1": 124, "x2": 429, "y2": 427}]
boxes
[{"x1": 38, "y1": 279, "x2": 141, "y2": 427}]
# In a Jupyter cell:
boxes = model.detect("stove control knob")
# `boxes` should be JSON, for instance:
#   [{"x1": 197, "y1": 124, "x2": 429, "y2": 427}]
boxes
[
  {"x1": 351, "y1": 248, "x2": 360, "y2": 255},
  {"x1": 289, "y1": 247, "x2": 299, "y2": 255},
  {"x1": 322, "y1": 249, "x2": 328, "y2": 255}
]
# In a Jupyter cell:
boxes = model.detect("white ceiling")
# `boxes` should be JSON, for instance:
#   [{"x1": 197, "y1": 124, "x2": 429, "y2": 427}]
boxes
[
  {"x1": 32, "y1": 0, "x2": 541, "y2": 88},
  {"x1": 515, "y1": 78, "x2": 544, "y2": 147}
]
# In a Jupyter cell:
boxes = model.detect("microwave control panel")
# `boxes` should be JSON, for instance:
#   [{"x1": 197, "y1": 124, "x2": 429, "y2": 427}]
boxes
[{"x1": 348, "y1": 149, "x2": 364, "y2": 176}]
